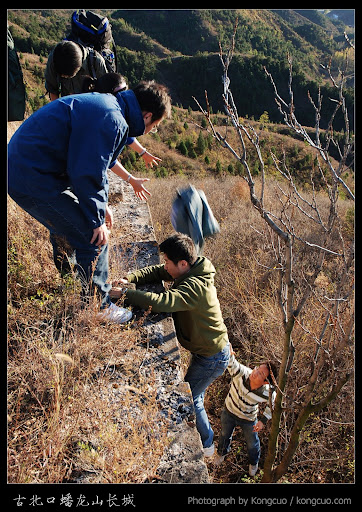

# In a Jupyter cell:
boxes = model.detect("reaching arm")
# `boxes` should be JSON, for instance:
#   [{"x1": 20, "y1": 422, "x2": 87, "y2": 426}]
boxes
[
  {"x1": 125, "y1": 281, "x2": 198, "y2": 314},
  {"x1": 128, "y1": 138, "x2": 162, "y2": 168},
  {"x1": 110, "y1": 160, "x2": 151, "y2": 201}
]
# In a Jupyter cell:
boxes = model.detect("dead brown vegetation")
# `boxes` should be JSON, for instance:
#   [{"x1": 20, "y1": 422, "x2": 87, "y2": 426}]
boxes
[
  {"x1": 146, "y1": 174, "x2": 354, "y2": 483},
  {"x1": 7, "y1": 196, "x2": 168, "y2": 483},
  {"x1": 7, "y1": 104, "x2": 354, "y2": 483}
]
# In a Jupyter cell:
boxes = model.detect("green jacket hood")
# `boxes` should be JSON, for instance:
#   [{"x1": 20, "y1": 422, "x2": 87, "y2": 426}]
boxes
[{"x1": 173, "y1": 256, "x2": 216, "y2": 286}]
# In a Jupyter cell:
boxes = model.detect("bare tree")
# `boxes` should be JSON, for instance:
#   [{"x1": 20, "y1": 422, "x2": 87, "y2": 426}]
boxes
[{"x1": 194, "y1": 21, "x2": 354, "y2": 482}]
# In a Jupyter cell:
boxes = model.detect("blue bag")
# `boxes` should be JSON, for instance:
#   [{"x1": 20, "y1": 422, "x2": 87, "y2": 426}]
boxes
[{"x1": 171, "y1": 185, "x2": 220, "y2": 254}]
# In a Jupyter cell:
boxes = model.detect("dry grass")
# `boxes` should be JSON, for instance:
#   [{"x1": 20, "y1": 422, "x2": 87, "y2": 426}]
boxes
[
  {"x1": 7, "y1": 198, "x2": 168, "y2": 483},
  {"x1": 7, "y1": 98, "x2": 354, "y2": 484},
  {"x1": 8, "y1": 291, "x2": 168, "y2": 483},
  {"x1": 8, "y1": 167, "x2": 354, "y2": 483},
  {"x1": 146, "y1": 173, "x2": 355, "y2": 483}
]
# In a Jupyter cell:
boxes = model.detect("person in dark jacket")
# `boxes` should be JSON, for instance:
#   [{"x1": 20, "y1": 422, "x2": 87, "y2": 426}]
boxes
[
  {"x1": 46, "y1": 46, "x2": 162, "y2": 170},
  {"x1": 8, "y1": 81, "x2": 172, "y2": 323},
  {"x1": 110, "y1": 233, "x2": 230, "y2": 453},
  {"x1": 47, "y1": 44, "x2": 163, "y2": 171},
  {"x1": 45, "y1": 40, "x2": 109, "y2": 101}
]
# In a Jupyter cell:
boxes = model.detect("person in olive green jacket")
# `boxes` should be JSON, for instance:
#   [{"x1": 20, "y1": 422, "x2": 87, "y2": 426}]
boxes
[{"x1": 111, "y1": 233, "x2": 230, "y2": 456}]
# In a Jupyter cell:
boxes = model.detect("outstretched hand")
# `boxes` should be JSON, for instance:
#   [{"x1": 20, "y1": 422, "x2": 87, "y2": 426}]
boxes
[
  {"x1": 130, "y1": 177, "x2": 151, "y2": 201},
  {"x1": 112, "y1": 278, "x2": 129, "y2": 286},
  {"x1": 142, "y1": 151, "x2": 162, "y2": 168},
  {"x1": 253, "y1": 421, "x2": 264, "y2": 433},
  {"x1": 109, "y1": 278, "x2": 130, "y2": 299}
]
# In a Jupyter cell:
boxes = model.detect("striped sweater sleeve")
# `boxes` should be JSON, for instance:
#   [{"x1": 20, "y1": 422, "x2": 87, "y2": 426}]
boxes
[{"x1": 227, "y1": 353, "x2": 248, "y2": 378}]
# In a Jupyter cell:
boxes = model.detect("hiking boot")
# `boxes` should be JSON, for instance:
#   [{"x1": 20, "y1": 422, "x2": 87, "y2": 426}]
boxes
[
  {"x1": 213, "y1": 453, "x2": 225, "y2": 466},
  {"x1": 97, "y1": 302, "x2": 132, "y2": 324},
  {"x1": 249, "y1": 463, "x2": 258, "y2": 477},
  {"x1": 203, "y1": 444, "x2": 215, "y2": 457}
]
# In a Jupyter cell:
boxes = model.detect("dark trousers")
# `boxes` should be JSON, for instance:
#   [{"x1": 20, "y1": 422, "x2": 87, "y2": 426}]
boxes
[{"x1": 217, "y1": 407, "x2": 260, "y2": 465}]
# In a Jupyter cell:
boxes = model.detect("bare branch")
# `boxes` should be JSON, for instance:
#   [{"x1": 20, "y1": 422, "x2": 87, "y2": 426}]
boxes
[
  {"x1": 265, "y1": 57, "x2": 354, "y2": 202},
  {"x1": 193, "y1": 26, "x2": 354, "y2": 482},
  {"x1": 344, "y1": 31, "x2": 355, "y2": 49}
]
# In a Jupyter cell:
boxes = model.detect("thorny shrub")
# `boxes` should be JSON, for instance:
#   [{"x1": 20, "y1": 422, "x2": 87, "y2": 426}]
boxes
[{"x1": 147, "y1": 174, "x2": 354, "y2": 483}]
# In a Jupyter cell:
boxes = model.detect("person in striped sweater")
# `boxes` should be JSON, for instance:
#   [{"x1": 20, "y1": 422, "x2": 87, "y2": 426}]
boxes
[{"x1": 214, "y1": 349, "x2": 278, "y2": 477}]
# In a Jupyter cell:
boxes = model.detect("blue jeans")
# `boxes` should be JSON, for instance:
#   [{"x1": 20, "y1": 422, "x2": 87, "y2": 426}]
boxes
[
  {"x1": 9, "y1": 189, "x2": 111, "y2": 308},
  {"x1": 185, "y1": 343, "x2": 230, "y2": 448},
  {"x1": 217, "y1": 407, "x2": 260, "y2": 465}
]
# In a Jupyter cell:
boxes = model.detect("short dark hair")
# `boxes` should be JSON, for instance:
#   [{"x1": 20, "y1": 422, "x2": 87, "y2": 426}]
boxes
[
  {"x1": 53, "y1": 41, "x2": 83, "y2": 77},
  {"x1": 132, "y1": 80, "x2": 172, "y2": 123},
  {"x1": 81, "y1": 72, "x2": 128, "y2": 94},
  {"x1": 159, "y1": 233, "x2": 197, "y2": 266},
  {"x1": 263, "y1": 361, "x2": 279, "y2": 386}
]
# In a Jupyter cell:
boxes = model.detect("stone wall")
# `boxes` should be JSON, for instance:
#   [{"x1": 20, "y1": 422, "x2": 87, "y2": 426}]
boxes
[{"x1": 108, "y1": 173, "x2": 209, "y2": 483}]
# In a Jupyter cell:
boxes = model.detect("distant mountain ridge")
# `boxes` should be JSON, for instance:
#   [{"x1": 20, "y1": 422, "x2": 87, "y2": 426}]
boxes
[
  {"x1": 324, "y1": 9, "x2": 354, "y2": 26},
  {"x1": 8, "y1": 9, "x2": 354, "y2": 129}
]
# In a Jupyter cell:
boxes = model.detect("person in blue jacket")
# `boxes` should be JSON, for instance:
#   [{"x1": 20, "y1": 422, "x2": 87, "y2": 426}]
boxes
[
  {"x1": 8, "y1": 80, "x2": 172, "y2": 323},
  {"x1": 81, "y1": 73, "x2": 162, "y2": 169}
]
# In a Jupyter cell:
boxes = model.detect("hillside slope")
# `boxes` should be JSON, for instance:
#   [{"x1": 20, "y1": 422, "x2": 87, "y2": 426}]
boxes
[
  {"x1": 7, "y1": 9, "x2": 354, "y2": 487},
  {"x1": 8, "y1": 9, "x2": 354, "y2": 129}
]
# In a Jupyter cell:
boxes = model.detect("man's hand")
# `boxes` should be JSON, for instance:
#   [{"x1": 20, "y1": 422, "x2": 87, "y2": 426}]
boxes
[
  {"x1": 109, "y1": 287, "x2": 127, "y2": 299},
  {"x1": 90, "y1": 224, "x2": 109, "y2": 246},
  {"x1": 142, "y1": 151, "x2": 162, "y2": 168},
  {"x1": 105, "y1": 205, "x2": 113, "y2": 230},
  {"x1": 112, "y1": 278, "x2": 129, "y2": 286},
  {"x1": 253, "y1": 421, "x2": 264, "y2": 433},
  {"x1": 130, "y1": 176, "x2": 151, "y2": 201},
  {"x1": 109, "y1": 279, "x2": 130, "y2": 299}
]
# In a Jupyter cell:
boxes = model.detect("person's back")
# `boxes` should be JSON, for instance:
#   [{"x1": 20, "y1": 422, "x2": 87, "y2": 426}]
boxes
[
  {"x1": 45, "y1": 40, "x2": 108, "y2": 100},
  {"x1": 8, "y1": 91, "x2": 139, "y2": 203}
]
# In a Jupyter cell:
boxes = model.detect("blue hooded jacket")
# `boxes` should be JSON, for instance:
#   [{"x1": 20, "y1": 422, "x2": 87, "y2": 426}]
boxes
[
  {"x1": 171, "y1": 185, "x2": 220, "y2": 254},
  {"x1": 8, "y1": 90, "x2": 145, "y2": 229}
]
